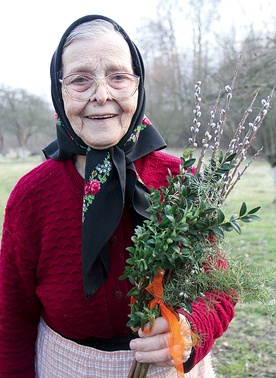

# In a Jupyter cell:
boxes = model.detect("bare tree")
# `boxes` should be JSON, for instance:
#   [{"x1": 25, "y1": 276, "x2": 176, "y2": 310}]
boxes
[
  {"x1": 134, "y1": 0, "x2": 223, "y2": 146},
  {"x1": 135, "y1": 0, "x2": 195, "y2": 145},
  {"x1": 187, "y1": 0, "x2": 221, "y2": 82},
  {"x1": 0, "y1": 86, "x2": 53, "y2": 159}
]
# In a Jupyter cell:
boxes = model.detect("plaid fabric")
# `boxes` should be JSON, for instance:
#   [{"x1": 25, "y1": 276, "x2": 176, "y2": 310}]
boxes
[
  {"x1": 35, "y1": 319, "x2": 216, "y2": 378},
  {"x1": 185, "y1": 353, "x2": 217, "y2": 378}
]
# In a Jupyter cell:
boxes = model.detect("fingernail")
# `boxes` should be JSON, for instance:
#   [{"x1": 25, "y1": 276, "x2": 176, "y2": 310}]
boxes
[
  {"x1": 135, "y1": 352, "x2": 143, "y2": 362},
  {"x1": 130, "y1": 340, "x2": 137, "y2": 350}
]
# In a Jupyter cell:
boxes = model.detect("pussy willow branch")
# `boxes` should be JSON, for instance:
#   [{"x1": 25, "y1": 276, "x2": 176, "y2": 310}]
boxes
[
  {"x1": 224, "y1": 147, "x2": 263, "y2": 199},
  {"x1": 196, "y1": 56, "x2": 243, "y2": 166},
  {"x1": 209, "y1": 55, "x2": 241, "y2": 161},
  {"x1": 189, "y1": 81, "x2": 202, "y2": 157},
  {"x1": 222, "y1": 89, "x2": 274, "y2": 200},
  {"x1": 210, "y1": 93, "x2": 221, "y2": 160},
  {"x1": 228, "y1": 93, "x2": 258, "y2": 155},
  {"x1": 127, "y1": 360, "x2": 149, "y2": 378}
]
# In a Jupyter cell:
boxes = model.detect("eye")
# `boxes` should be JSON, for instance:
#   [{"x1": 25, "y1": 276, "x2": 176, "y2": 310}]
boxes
[
  {"x1": 65, "y1": 74, "x2": 93, "y2": 91},
  {"x1": 108, "y1": 73, "x2": 134, "y2": 88},
  {"x1": 112, "y1": 73, "x2": 127, "y2": 80}
]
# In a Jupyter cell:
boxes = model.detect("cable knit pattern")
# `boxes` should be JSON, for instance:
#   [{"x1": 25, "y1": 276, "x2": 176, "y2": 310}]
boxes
[{"x1": 0, "y1": 151, "x2": 235, "y2": 377}]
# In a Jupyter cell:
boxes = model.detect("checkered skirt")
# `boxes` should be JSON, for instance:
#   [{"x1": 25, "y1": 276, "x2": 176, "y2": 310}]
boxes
[{"x1": 35, "y1": 319, "x2": 216, "y2": 377}]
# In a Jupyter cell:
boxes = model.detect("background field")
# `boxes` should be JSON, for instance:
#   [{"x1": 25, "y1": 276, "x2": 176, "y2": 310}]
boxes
[{"x1": 0, "y1": 153, "x2": 275, "y2": 377}]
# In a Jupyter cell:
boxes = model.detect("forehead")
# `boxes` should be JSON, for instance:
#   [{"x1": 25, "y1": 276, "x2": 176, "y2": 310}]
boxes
[{"x1": 62, "y1": 31, "x2": 133, "y2": 74}]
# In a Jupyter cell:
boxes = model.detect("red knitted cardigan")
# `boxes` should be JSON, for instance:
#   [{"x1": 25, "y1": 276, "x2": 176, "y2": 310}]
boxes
[{"x1": 0, "y1": 151, "x2": 235, "y2": 377}]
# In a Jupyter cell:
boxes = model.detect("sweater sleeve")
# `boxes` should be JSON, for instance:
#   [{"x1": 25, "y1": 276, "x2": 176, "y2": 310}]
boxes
[
  {"x1": 0, "y1": 183, "x2": 41, "y2": 377},
  {"x1": 180, "y1": 292, "x2": 235, "y2": 372}
]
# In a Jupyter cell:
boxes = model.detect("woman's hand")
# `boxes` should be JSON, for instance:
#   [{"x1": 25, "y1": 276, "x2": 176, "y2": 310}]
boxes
[{"x1": 129, "y1": 315, "x2": 192, "y2": 367}]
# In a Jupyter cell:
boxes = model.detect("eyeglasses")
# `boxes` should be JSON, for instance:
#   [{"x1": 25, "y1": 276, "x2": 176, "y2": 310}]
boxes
[{"x1": 59, "y1": 72, "x2": 140, "y2": 101}]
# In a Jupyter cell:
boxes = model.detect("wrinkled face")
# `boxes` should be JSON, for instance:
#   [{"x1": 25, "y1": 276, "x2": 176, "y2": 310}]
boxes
[{"x1": 61, "y1": 31, "x2": 138, "y2": 149}]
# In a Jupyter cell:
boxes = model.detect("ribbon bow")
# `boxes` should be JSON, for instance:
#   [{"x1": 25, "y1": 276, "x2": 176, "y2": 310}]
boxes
[{"x1": 144, "y1": 269, "x2": 186, "y2": 378}]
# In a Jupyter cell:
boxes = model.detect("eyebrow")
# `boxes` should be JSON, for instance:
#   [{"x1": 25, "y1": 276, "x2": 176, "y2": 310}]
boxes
[{"x1": 65, "y1": 62, "x2": 133, "y2": 76}]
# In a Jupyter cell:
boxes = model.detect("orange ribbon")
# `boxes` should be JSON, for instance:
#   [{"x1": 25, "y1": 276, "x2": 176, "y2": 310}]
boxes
[{"x1": 144, "y1": 269, "x2": 185, "y2": 378}]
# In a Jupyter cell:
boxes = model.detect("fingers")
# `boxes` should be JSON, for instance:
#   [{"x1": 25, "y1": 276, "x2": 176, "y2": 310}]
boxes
[
  {"x1": 138, "y1": 316, "x2": 170, "y2": 337},
  {"x1": 129, "y1": 315, "x2": 193, "y2": 367},
  {"x1": 179, "y1": 314, "x2": 193, "y2": 362},
  {"x1": 181, "y1": 337, "x2": 193, "y2": 363},
  {"x1": 130, "y1": 332, "x2": 170, "y2": 353},
  {"x1": 130, "y1": 325, "x2": 173, "y2": 366},
  {"x1": 182, "y1": 349, "x2": 191, "y2": 363},
  {"x1": 130, "y1": 337, "x2": 189, "y2": 367},
  {"x1": 133, "y1": 317, "x2": 173, "y2": 366}
]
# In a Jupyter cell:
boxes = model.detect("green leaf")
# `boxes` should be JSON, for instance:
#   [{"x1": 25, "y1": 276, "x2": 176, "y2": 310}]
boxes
[
  {"x1": 180, "y1": 247, "x2": 192, "y2": 256},
  {"x1": 133, "y1": 311, "x2": 147, "y2": 318},
  {"x1": 126, "y1": 246, "x2": 135, "y2": 253},
  {"x1": 239, "y1": 202, "x2": 247, "y2": 217},
  {"x1": 217, "y1": 209, "x2": 225, "y2": 223},
  {"x1": 221, "y1": 222, "x2": 234, "y2": 232},
  {"x1": 230, "y1": 214, "x2": 238, "y2": 221},
  {"x1": 159, "y1": 217, "x2": 170, "y2": 228},
  {"x1": 202, "y1": 207, "x2": 217, "y2": 215},
  {"x1": 181, "y1": 187, "x2": 191, "y2": 197},
  {"x1": 142, "y1": 259, "x2": 148, "y2": 270},
  {"x1": 224, "y1": 152, "x2": 237, "y2": 162},
  {"x1": 230, "y1": 221, "x2": 241, "y2": 234},
  {"x1": 213, "y1": 227, "x2": 225, "y2": 237},
  {"x1": 182, "y1": 148, "x2": 195, "y2": 159},
  {"x1": 127, "y1": 287, "x2": 141, "y2": 297},
  {"x1": 164, "y1": 254, "x2": 175, "y2": 267},
  {"x1": 249, "y1": 214, "x2": 262, "y2": 221},
  {"x1": 140, "y1": 279, "x2": 150, "y2": 289},
  {"x1": 183, "y1": 158, "x2": 196, "y2": 168},
  {"x1": 170, "y1": 244, "x2": 181, "y2": 253},
  {"x1": 128, "y1": 275, "x2": 135, "y2": 285},
  {"x1": 217, "y1": 163, "x2": 235, "y2": 173},
  {"x1": 166, "y1": 215, "x2": 175, "y2": 223},
  {"x1": 182, "y1": 301, "x2": 193, "y2": 314},
  {"x1": 218, "y1": 150, "x2": 224, "y2": 163},
  {"x1": 240, "y1": 216, "x2": 253, "y2": 223},
  {"x1": 248, "y1": 206, "x2": 261, "y2": 214},
  {"x1": 210, "y1": 158, "x2": 217, "y2": 169},
  {"x1": 126, "y1": 258, "x2": 135, "y2": 265},
  {"x1": 224, "y1": 163, "x2": 236, "y2": 170},
  {"x1": 195, "y1": 221, "x2": 208, "y2": 230}
]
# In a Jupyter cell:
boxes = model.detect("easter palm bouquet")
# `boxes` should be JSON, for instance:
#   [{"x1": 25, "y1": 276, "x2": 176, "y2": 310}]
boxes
[{"x1": 121, "y1": 65, "x2": 275, "y2": 378}]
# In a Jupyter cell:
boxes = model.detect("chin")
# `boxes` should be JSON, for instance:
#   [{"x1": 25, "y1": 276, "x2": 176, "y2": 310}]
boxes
[{"x1": 87, "y1": 140, "x2": 120, "y2": 150}]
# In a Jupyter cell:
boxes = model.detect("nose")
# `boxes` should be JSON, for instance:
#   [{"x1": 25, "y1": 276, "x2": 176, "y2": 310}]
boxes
[{"x1": 90, "y1": 80, "x2": 111, "y2": 105}]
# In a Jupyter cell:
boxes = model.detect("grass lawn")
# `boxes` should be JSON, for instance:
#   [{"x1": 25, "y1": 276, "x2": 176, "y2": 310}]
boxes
[
  {"x1": 0, "y1": 153, "x2": 275, "y2": 377},
  {"x1": 0, "y1": 155, "x2": 43, "y2": 230},
  {"x1": 211, "y1": 159, "x2": 276, "y2": 378}
]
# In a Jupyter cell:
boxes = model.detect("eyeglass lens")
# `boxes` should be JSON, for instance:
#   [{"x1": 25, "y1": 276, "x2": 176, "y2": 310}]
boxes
[{"x1": 63, "y1": 73, "x2": 139, "y2": 100}]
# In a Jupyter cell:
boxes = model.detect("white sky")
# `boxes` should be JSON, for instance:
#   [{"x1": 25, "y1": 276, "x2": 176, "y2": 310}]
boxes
[{"x1": 0, "y1": 0, "x2": 275, "y2": 103}]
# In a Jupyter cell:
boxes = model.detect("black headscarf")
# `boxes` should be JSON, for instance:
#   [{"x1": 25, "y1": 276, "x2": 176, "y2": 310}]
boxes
[{"x1": 43, "y1": 15, "x2": 166, "y2": 298}]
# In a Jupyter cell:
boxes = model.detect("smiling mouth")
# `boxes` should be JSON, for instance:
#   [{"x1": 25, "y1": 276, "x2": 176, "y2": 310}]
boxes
[{"x1": 87, "y1": 115, "x2": 115, "y2": 120}]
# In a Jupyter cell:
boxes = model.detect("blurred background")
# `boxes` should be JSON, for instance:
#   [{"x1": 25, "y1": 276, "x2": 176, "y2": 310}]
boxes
[
  {"x1": 0, "y1": 2, "x2": 275, "y2": 376},
  {"x1": 0, "y1": 0, "x2": 275, "y2": 175}
]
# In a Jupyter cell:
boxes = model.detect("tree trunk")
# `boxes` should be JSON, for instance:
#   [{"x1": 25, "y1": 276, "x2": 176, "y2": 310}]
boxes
[
  {"x1": 0, "y1": 132, "x2": 3, "y2": 155},
  {"x1": 272, "y1": 166, "x2": 276, "y2": 193}
]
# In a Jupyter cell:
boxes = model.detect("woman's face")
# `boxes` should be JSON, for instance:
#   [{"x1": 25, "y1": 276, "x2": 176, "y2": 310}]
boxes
[{"x1": 61, "y1": 31, "x2": 138, "y2": 150}]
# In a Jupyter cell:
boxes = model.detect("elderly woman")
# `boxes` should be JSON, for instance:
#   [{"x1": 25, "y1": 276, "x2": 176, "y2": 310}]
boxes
[{"x1": 0, "y1": 15, "x2": 235, "y2": 377}]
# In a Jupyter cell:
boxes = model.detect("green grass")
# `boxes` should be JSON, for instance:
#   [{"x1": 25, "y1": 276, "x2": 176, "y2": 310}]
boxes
[
  {"x1": 220, "y1": 160, "x2": 276, "y2": 268},
  {"x1": 211, "y1": 159, "x2": 276, "y2": 378},
  {"x1": 0, "y1": 153, "x2": 276, "y2": 377},
  {"x1": 0, "y1": 155, "x2": 43, "y2": 231}
]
